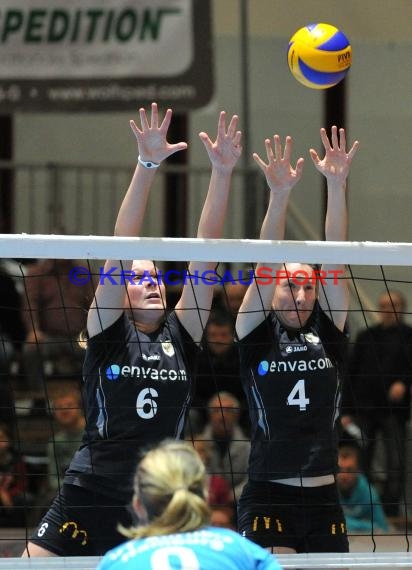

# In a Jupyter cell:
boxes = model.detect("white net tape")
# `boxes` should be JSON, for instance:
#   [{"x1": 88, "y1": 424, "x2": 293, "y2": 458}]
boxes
[
  {"x1": 1, "y1": 551, "x2": 412, "y2": 568},
  {"x1": 1, "y1": 234, "x2": 412, "y2": 265}
]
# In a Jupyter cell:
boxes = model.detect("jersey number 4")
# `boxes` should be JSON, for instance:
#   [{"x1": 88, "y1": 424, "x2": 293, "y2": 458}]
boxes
[{"x1": 286, "y1": 379, "x2": 310, "y2": 411}]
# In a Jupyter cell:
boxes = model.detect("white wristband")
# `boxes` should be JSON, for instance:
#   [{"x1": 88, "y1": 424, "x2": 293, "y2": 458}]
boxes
[{"x1": 138, "y1": 155, "x2": 160, "y2": 169}]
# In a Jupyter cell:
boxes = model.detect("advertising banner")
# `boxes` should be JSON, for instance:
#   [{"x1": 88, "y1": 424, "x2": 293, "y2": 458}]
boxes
[{"x1": 0, "y1": 0, "x2": 213, "y2": 111}]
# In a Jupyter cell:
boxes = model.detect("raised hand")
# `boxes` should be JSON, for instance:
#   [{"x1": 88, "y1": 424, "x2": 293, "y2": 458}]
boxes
[
  {"x1": 199, "y1": 111, "x2": 242, "y2": 173},
  {"x1": 310, "y1": 126, "x2": 359, "y2": 184},
  {"x1": 253, "y1": 135, "x2": 304, "y2": 194},
  {"x1": 130, "y1": 102, "x2": 187, "y2": 164}
]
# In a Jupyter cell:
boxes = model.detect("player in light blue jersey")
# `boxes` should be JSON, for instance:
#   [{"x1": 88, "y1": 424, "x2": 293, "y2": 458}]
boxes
[{"x1": 97, "y1": 440, "x2": 282, "y2": 570}]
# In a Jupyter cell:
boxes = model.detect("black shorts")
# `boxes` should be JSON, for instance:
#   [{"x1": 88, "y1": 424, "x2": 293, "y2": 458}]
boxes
[
  {"x1": 238, "y1": 480, "x2": 349, "y2": 553},
  {"x1": 28, "y1": 483, "x2": 134, "y2": 556}
]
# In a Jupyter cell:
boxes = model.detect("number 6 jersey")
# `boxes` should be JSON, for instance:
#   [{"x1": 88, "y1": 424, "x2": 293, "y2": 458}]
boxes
[
  {"x1": 65, "y1": 312, "x2": 198, "y2": 502},
  {"x1": 238, "y1": 303, "x2": 347, "y2": 481}
]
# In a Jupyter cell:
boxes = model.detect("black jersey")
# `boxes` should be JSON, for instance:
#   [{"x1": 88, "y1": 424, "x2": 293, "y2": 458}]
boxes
[
  {"x1": 65, "y1": 311, "x2": 197, "y2": 501},
  {"x1": 238, "y1": 304, "x2": 346, "y2": 481}
]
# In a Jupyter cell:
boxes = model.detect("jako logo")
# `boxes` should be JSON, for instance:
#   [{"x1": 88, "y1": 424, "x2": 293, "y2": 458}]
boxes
[
  {"x1": 258, "y1": 361, "x2": 269, "y2": 376},
  {"x1": 106, "y1": 364, "x2": 121, "y2": 381}
]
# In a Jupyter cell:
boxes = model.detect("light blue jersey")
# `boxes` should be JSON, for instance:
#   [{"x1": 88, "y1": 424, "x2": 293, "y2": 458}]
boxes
[{"x1": 97, "y1": 527, "x2": 282, "y2": 570}]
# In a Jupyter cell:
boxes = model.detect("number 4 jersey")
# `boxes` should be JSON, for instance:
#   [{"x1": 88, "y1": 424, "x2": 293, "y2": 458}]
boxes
[
  {"x1": 238, "y1": 303, "x2": 347, "y2": 481},
  {"x1": 65, "y1": 312, "x2": 198, "y2": 502}
]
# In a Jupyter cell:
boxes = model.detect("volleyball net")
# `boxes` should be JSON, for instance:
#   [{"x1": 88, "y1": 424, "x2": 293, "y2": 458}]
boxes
[{"x1": 0, "y1": 234, "x2": 412, "y2": 568}]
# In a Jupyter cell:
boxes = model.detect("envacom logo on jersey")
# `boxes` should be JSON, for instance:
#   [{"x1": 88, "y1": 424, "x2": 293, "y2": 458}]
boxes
[
  {"x1": 105, "y1": 363, "x2": 187, "y2": 383},
  {"x1": 257, "y1": 356, "x2": 334, "y2": 376}
]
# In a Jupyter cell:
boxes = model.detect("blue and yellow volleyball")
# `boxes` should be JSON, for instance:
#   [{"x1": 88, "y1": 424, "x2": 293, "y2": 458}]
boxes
[{"x1": 287, "y1": 23, "x2": 352, "y2": 89}]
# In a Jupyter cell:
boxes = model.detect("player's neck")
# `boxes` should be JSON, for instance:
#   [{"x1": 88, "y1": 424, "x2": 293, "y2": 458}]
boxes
[{"x1": 133, "y1": 319, "x2": 162, "y2": 334}]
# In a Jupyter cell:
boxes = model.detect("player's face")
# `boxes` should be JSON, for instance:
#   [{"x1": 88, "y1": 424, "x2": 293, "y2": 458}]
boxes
[
  {"x1": 126, "y1": 260, "x2": 167, "y2": 322},
  {"x1": 272, "y1": 263, "x2": 317, "y2": 329}
]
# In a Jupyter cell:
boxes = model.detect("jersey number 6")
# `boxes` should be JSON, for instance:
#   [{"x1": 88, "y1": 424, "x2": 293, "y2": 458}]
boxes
[{"x1": 136, "y1": 387, "x2": 159, "y2": 419}]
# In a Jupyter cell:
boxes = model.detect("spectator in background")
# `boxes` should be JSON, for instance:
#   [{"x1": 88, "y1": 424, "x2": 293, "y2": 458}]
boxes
[
  {"x1": 205, "y1": 312, "x2": 235, "y2": 357},
  {"x1": 0, "y1": 422, "x2": 32, "y2": 527},
  {"x1": 190, "y1": 435, "x2": 234, "y2": 525},
  {"x1": 342, "y1": 289, "x2": 412, "y2": 516},
  {"x1": 337, "y1": 443, "x2": 389, "y2": 534},
  {"x1": 192, "y1": 312, "x2": 248, "y2": 433},
  {"x1": 46, "y1": 387, "x2": 85, "y2": 497},
  {"x1": 209, "y1": 508, "x2": 235, "y2": 529},
  {"x1": 200, "y1": 391, "x2": 250, "y2": 502},
  {"x1": 21, "y1": 259, "x2": 91, "y2": 392},
  {"x1": 31, "y1": 386, "x2": 86, "y2": 523},
  {"x1": 191, "y1": 434, "x2": 237, "y2": 530}
]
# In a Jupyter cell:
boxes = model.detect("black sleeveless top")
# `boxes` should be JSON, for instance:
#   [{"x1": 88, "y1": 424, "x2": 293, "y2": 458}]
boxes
[
  {"x1": 65, "y1": 312, "x2": 197, "y2": 501},
  {"x1": 238, "y1": 304, "x2": 346, "y2": 481}
]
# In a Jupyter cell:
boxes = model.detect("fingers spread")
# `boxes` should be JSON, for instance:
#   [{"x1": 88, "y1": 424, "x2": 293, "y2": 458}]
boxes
[
  {"x1": 139, "y1": 107, "x2": 150, "y2": 131},
  {"x1": 348, "y1": 140, "x2": 360, "y2": 161},
  {"x1": 253, "y1": 152, "x2": 267, "y2": 170},
  {"x1": 273, "y1": 135, "x2": 282, "y2": 161},
  {"x1": 199, "y1": 132, "x2": 212, "y2": 148},
  {"x1": 227, "y1": 114, "x2": 239, "y2": 139},
  {"x1": 320, "y1": 127, "x2": 332, "y2": 151},
  {"x1": 295, "y1": 157, "x2": 305, "y2": 179},
  {"x1": 330, "y1": 125, "x2": 339, "y2": 149},
  {"x1": 150, "y1": 102, "x2": 159, "y2": 129},
  {"x1": 159, "y1": 108, "x2": 173, "y2": 132},
  {"x1": 129, "y1": 120, "x2": 142, "y2": 136}
]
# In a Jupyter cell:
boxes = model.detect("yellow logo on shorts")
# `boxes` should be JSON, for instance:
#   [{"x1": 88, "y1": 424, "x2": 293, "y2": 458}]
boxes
[
  {"x1": 252, "y1": 516, "x2": 283, "y2": 533},
  {"x1": 331, "y1": 522, "x2": 346, "y2": 535},
  {"x1": 59, "y1": 521, "x2": 88, "y2": 546}
]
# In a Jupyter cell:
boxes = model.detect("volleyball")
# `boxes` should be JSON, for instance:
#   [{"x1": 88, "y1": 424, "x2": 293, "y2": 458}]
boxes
[{"x1": 287, "y1": 23, "x2": 352, "y2": 89}]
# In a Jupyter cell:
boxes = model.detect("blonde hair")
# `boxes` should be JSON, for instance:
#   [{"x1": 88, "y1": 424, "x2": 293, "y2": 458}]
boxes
[{"x1": 121, "y1": 440, "x2": 210, "y2": 539}]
